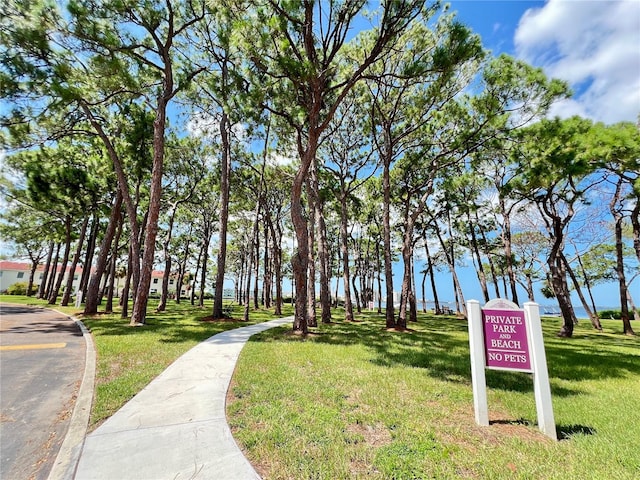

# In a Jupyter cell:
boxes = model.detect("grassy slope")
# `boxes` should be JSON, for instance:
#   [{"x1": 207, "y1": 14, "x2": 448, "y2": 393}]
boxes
[
  {"x1": 0, "y1": 295, "x2": 292, "y2": 429},
  {"x1": 228, "y1": 312, "x2": 640, "y2": 479},
  {"x1": 3, "y1": 295, "x2": 638, "y2": 478}
]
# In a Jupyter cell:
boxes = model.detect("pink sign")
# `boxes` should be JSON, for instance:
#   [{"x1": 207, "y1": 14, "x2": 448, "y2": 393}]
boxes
[{"x1": 482, "y1": 308, "x2": 531, "y2": 372}]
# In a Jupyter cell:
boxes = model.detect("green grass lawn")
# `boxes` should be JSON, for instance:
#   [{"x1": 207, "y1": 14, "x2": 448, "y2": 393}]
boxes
[
  {"x1": 227, "y1": 311, "x2": 640, "y2": 479},
  {"x1": 0, "y1": 294, "x2": 293, "y2": 429},
  {"x1": 2, "y1": 295, "x2": 638, "y2": 478}
]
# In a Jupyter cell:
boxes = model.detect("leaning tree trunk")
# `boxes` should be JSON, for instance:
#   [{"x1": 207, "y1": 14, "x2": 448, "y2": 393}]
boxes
[
  {"x1": 561, "y1": 252, "x2": 601, "y2": 331},
  {"x1": 423, "y1": 236, "x2": 441, "y2": 314},
  {"x1": 253, "y1": 229, "x2": 260, "y2": 310},
  {"x1": 397, "y1": 227, "x2": 413, "y2": 330},
  {"x1": 574, "y1": 248, "x2": 600, "y2": 326},
  {"x1": 272, "y1": 220, "x2": 284, "y2": 316},
  {"x1": 199, "y1": 229, "x2": 211, "y2": 308},
  {"x1": 627, "y1": 288, "x2": 640, "y2": 322},
  {"x1": 190, "y1": 241, "x2": 203, "y2": 306},
  {"x1": 263, "y1": 224, "x2": 272, "y2": 308},
  {"x1": 105, "y1": 214, "x2": 123, "y2": 313},
  {"x1": 120, "y1": 245, "x2": 133, "y2": 319},
  {"x1": 498, "y1": 196, "x2": 519, "y2": 305},
  {"x1": 37, "y1": 241, "x2": 54, "y2": 299},
  {"x1": 375, "y1": 242, "x2": 383, "y2": 314},
  {"x1": 245, "y1": 188, "x2": 263, "y2": 322},
  {"x1": 157, "y1": 208, "x2": 178, "y2": 312},
  {"x1": 130, "y1": 94, "x2": 169, "y2": 325},
  {"x1": 82, "y1": 103, "x2": 141, "y2": 312},
  {"x1": 27, "y1": 261, "x2": 38, "y2": 297},
  {"x1": 79, "y1": 214, "x2": 99, "y2": 300},
  {"x1": 175, "y1": 230, "x2": 192, "y2": 305},
  {"x1": 549, "y1": 255, "x2": 578, "y2": 338},
  {"x1": 352, "y1": 272, "x2": 361, "y2": 313},
  {"x1": 291, "y1": 131, "x2": 320, "y2": 334},
  {"x1": 421, "y1": 263, "x2": 428, "y2": 313},
  {"x1": 631, "y1": 195, "x2": 640, "y2": 263},
  {"x1": 45, "y1": 243, "x2": 61, "y2": 301},
  {"x1": 85, "y1": 191, "x2": 123, "y2": 314},
  {"x1": 61, "y1": 214, "x2": 89, "y2": 306},
  {"x1": 49, "y1": 217, "x2": 72, "y2": 304},
  {"x1": 467, "y1": 212, "x2": 490, "y2": 303}
]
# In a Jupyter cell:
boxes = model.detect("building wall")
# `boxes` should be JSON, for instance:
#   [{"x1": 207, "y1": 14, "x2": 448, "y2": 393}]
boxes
[
  {"x1": 0, "y1": 261, "x2": 82, "y2": 294},
  {"x1": 0, "y1": 261, "x2": 176, "y2": 297}
]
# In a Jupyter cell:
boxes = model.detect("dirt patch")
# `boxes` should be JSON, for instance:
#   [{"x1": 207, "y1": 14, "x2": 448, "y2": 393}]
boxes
[
  {"x1": 437, "y1": 407, "x2": 553, "y2": 452},
  {"x1": 346, "y1": 422, "x2": 393, "y2": 447}
]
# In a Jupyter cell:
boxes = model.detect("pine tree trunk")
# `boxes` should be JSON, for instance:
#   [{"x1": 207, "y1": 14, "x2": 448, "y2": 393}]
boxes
[
  {"x1": 37, "y1": 242, "x2": 54, "y2": 299},
  {"x1": 86, "y1": 192, "x2": 122, "y2": 314},
  {"x1": 561, "y1": 252, "x2": 601, "y2": 331},
  {"x1": 61, "y1": 214, "x2": 89, "y2": 306},
  {"x1": 199, "y1": 228, "x2": 210, "y2": 309},
  {"x1": 130, "y1": 98, "x2": 168, "y2": 325},
  {"x1": 309, "y1": 161, "x2": 332, "y2": 323},
  {"x1": 79, "y1": 215, "x2": 99, "y2": 300},
  {"x1": 340, "y1": 194, "x2": 355, "y2": 322},
  {"x1": 49, "y1": 217, "x2": 72, "y2": 304},
  {"x1": 467, "y1": 213, "x2": 490, "y2": 303},
  {"x1": 499, "y1": 196, "x2": 519, "y2": 305},
  {"x1": 213, "y1": 109, "x2": 231, "y2": 320},
  {"x1": 105, "y1": 215, "x2": 123, "y2": 313},
  {"x1": 45, "y1": 243, "x2": 60, "y2": 301},
  {"x1": 381, "y1": 138, "x2": 395, "y2": 328},
  {"x1": 424, "y1": 238, "x2": 441, "y2": 314},
  {"x1": 121, "y1": 246, "x2": 133, "y2": 318}
]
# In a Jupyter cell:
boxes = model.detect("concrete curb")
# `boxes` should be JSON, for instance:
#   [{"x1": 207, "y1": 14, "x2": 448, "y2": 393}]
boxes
[
  {"x1": 48, "y1": 312, "x2": 294, "y2": 480},
  {"x1": 47, "y1": 313, "x2": 96, "y2": 480}
]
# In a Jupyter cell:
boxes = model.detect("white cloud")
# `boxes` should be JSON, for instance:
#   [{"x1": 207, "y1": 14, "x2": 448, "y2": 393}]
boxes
[
  {"x1": 186, "y1": 112, "x2": 220, "y2": 139},
  {"x1": 515, "y1": 0, "x2": 640, "y2": 124},
  {"x1": 267, "y1": 151, "x2": 296, "y2": 167},
  {"x1": 186, "y1": 112, "x2": 247, "y2": 143}
]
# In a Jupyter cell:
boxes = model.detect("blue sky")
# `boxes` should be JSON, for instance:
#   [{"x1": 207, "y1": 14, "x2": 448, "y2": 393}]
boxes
[
  {"x1": 410, "y1": 0, "x2": 640, "y2": 309},
  {"x1": 450, "y1": 0, "x2": 639, "y2": 124},
  {"x1": 2, "y1": 1, "x2": 637, "y2": 310},
  {"x1": 198, "y1": 1, "x2": 639, "y2": 310}
]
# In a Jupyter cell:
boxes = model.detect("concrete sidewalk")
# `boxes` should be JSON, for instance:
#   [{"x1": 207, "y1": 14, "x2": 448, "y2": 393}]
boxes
[{"x1": 68, "y1": 316, "x2": 292, "y2": 480}]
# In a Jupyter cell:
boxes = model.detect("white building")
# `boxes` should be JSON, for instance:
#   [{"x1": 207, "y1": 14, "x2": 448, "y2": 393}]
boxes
[{"x1": 0, "y1": 261, "x2": 176, "y2": 297}]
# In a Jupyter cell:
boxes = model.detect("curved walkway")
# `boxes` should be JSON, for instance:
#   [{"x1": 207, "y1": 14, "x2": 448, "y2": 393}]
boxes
[{"x1": 61, "y1": 316, "x2": 292, "y2": 480}]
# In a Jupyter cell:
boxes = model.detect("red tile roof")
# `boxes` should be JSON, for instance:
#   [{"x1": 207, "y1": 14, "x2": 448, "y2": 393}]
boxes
[{"x1": 0, "y1": 261, "x2": 167, "y2": 277}]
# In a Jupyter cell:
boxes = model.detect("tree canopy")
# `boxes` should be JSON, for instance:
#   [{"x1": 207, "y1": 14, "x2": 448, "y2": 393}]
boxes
[{"x1": 1, "y1": 0, "x2": 638, "y2": 337}]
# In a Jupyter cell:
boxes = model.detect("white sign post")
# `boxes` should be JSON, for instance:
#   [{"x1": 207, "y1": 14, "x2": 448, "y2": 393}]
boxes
[
  {"x1": 467, "y1": 299, "x2": 489, "y2": 426},
  {"x1": 75, "y1": 290, "x2": 83, "y2": 308},
  {"x1": 524, "y1": 302, "x2": 556, "y2": 439},
  {"x1": 467, "y1": 298, "x2": 556, "y2": 440}
]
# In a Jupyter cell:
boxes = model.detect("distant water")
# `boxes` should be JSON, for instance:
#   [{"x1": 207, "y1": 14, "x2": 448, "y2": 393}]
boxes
[
  {"x1": 538, "y1": 305, "x2": 621, "y2": 319},
  {"x1": 376, "y1": 301, "x2": 621, "y2": 319}
]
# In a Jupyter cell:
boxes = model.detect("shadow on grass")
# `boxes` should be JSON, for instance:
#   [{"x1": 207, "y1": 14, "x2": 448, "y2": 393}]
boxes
[
  {"x1": 80, "y1": 302, "x2": 290, "y2": 346},
  {"x1": 557, "y1": 424, "x2": 597, "y2": 440},
  {"x1": 250, "y1": 314, "x2": 640, "y2": 398}
]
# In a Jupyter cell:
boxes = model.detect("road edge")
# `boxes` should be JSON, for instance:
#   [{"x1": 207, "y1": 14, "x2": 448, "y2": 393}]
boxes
[{"x1": 47, "y1": 312, "x2": 95, "y2": 480}]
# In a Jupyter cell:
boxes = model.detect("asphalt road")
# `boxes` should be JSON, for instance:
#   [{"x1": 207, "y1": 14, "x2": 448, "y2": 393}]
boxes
[{"x1": 0, "y1": 304, "x2": 85, "y2": 480}]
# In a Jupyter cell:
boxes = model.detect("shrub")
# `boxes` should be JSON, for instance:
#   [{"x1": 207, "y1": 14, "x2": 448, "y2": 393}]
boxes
[
  {"x1": 7, "y1": 282, "x2": 29, "y2": 295},
  {"x1": 598, "y1": 309, "x2": 621, "y2": 319}
]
